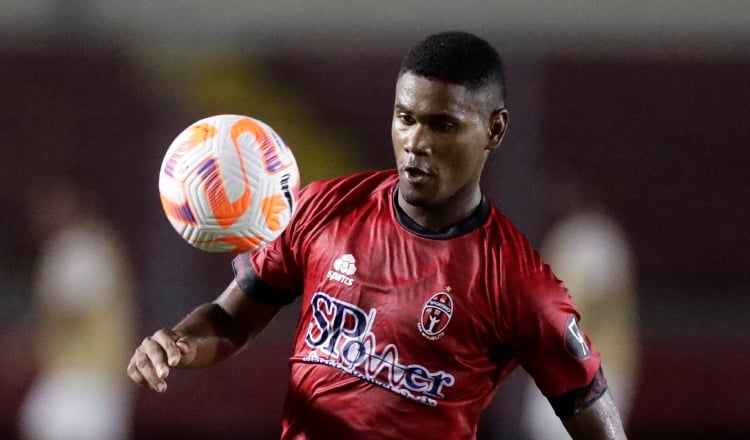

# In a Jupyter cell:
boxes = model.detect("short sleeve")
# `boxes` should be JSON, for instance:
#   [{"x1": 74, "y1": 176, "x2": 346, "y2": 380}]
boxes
[
  {"x1": 508, "y1": 270, "x2": 602, "y2": 399},
  {"x1": 231, "y1": 252, "x2": 298, "y2": 305},
  {"x1": 232, "y1": 183, "x2": 321, "y2": 302}
]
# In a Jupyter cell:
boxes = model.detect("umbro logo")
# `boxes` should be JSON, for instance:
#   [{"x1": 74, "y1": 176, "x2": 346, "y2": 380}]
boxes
[{"x1": 326, "y1": 254, "x2": 356, "y2": 286}]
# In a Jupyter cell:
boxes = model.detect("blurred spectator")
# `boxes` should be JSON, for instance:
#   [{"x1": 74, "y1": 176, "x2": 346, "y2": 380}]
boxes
[
  {"x1": 18, "y1": 173, "x2": 136, "y2": 440},
  {"x1": 520, "y1": 176, "x2": 639, "y2": 439}
]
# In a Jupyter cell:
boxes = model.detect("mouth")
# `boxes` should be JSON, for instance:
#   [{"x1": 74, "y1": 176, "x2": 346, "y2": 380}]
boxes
[{"x1": 401, "y1": 164, "x2": 433, "y2": 184}]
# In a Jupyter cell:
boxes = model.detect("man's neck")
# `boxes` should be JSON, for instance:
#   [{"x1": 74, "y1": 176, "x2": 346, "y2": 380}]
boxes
[{"x1": 393, "y1": 188, "x2": 490, "y2": 239}]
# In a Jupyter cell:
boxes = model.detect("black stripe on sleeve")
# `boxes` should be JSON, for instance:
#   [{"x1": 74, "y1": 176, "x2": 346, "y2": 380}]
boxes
[
  {"x1": 231, "y1": 253, "x2": 299, "y2": 306},
  {"x1": 548, "y1": 367, "x2": 609, "y2": 418}
]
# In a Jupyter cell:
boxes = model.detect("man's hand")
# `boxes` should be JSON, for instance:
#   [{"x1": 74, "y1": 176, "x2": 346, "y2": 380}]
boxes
[
  {"x1": 126, "y1": 329, "x2": 196, "y2": 392},
  {"x1": 126, "y1": 280, "x2": 283, "y2": 392}
]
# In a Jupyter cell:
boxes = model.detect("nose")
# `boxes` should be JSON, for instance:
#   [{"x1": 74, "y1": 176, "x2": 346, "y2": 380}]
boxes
[{"x1": 403, "y1": 125, "x2": 430, "y2": 156}]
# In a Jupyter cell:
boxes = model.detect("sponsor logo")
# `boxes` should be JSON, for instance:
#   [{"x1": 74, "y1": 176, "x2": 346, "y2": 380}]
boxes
[
  {"x1": 304, "y1": 292, "x2": 455, "y2": 406},
  {"x1": 564, "y1": 314, "x2": 591, "y2": 359},
  {"x1": 418, "y1": 290, "x2": 454, "y2": 340},
  {"x1": 326, "y1": 254, "x2": 356, "y2": 286}
]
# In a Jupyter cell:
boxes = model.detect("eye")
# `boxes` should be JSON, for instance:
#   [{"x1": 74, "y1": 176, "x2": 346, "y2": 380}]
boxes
[
  {"x1": 433, "y1": 121, "x2": 456, "y2": 133},
  {"x1": 396, "y1": 113, "x2": 415, "y2": 125}
]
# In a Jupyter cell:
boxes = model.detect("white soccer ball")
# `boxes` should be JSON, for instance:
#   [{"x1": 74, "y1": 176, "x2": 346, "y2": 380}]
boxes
[{"x1": 158, "y1": 114, "x2": 300, "y2": 253}]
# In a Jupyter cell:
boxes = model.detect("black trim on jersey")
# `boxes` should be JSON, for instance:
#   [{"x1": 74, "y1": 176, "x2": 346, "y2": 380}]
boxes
[
  {"x1": 392, "y1": 188, "x2": 491, "y2": 239},
  {"x1": 231, "y1": 254, "x2": 298, "y2": 306},
  {"x1": 549, "y1": 367, "x2": 609, "y2": 418}
]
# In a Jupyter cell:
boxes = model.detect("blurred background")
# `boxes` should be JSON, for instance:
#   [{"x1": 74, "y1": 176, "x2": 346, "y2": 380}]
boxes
[{"x1": 1, "y1": 1, "x2": 748, "y2": 439}]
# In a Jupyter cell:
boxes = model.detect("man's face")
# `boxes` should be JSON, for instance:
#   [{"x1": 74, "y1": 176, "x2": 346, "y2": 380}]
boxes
[{"x1": 392, "y1": 72, "x2": 506, "y2": 218}]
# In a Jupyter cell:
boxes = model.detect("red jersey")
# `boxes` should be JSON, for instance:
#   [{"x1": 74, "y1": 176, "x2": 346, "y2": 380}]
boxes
[{"x1": 234, "y1": 170, "x2": 602, "y2": 439}]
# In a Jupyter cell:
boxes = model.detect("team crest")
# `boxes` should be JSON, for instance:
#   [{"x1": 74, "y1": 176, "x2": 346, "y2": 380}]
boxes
[{"x1": 418, "y1": 290, "x2": 454, "y2": 340}]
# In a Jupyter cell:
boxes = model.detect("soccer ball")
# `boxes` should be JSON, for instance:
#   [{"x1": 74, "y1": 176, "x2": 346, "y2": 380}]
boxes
[{"x1": 158, "y1": 114, "x2": 300, "y2": 253}]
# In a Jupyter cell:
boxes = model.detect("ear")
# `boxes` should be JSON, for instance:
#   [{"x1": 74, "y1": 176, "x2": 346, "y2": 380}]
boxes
[{"x1": 487, "y1": 108, "x2": 508, "y2": 151}]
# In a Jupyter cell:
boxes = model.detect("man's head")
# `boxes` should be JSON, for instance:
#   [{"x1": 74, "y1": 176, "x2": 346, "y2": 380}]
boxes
[
  {"x1": 399, "y1": 30, "x2": 506, "y2": 107},
  {"x1": 392, "y1": 31, "x2": 508, "y2": 230}
]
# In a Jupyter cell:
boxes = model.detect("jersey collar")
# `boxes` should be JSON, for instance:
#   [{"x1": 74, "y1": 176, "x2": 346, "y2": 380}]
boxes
[{"x1": 392, "y1": 187, "x2": 490, "y2": 239}]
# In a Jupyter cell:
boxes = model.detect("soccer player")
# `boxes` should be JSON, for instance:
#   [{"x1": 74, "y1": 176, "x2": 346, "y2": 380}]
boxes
[
  {"x1": 23, "y1": 175, "x2": 136, "y2": 440},
  {"x1": 128, "y1": 31, "x2": 628, "y2": 439}
]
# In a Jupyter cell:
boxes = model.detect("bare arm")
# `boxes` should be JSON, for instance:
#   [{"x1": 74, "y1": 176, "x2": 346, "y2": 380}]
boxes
[
  {"x1": 562, "y1": 389, "x2": 627, "y2": 440},
  {"x1": 127, "y1": 279, "x2": 282, "y2": 392}
]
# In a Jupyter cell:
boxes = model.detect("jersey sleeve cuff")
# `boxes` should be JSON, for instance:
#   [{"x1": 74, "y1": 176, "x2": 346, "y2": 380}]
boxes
[
  {"x1": 548, "y1": 366, "x2": 609, "y2": 418},
  {"x1": 232, "y1": 253, "x2": 299, "y2": 306}
]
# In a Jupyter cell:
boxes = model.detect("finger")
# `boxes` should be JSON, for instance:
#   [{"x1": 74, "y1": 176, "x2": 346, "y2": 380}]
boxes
[
  {"x1": 127, "y1": 356, "x2": 146, "y2": 386},
  {"x1": 136, "y1": 339, "x2": 169, "y2": 392},
  {"x1": 142, "y1": 335, "x2": 172, "y2": 379},
  {"x1": 151, "y1": 329, "x2": 183, "y2": 368},
  {"x1": 136, "y1": 353, "x2": 167, "y2": 392}
]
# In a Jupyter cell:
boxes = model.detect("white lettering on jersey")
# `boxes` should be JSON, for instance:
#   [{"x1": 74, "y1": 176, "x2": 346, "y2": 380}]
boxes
[
  {"x1": 326, "y1": 254, "x2": 356, "y2": 286},
  {"x1": 304, "y1": 291, "x2": 455, "y2": 406}
]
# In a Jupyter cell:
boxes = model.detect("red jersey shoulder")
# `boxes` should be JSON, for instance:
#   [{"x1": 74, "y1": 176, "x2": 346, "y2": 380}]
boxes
[
  {"x1": 483, "y1": 206, "x2": 571, "y2": 326},
  {"x1": 486, "y1": 207, "x2": 549, "y2": 277},
  {"x1": 291, "y1": 170, "x2": 396, "y2": 229},
  {"x1": 301, "y1": 170, "x2": 396, "y2": 206},
  {"x1": 274, "y1": 169, "x2": 396, "y2": 266}
]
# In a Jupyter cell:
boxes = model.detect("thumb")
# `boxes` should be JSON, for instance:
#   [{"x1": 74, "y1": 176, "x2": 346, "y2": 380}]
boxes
[
  {"x1": 172, "y1": 335, "x2": 197, "y2": 367},
  {"x1": 176, "y1": 337, "x2": 191, "y2": 354}
]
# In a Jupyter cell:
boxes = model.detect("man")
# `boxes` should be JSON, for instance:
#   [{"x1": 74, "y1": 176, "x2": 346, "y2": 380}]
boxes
[
  {"x1": 128, "y1": 31, "x2": 627, "y2": 439},
  {"x1": 23, "y1": 175, "x2": 136, "y2": 440}
]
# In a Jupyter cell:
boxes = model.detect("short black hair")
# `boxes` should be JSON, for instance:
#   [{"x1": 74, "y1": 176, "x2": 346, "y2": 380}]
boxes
[{"x1": 400, "y1": 31, "x2": 506, "y2": 102}]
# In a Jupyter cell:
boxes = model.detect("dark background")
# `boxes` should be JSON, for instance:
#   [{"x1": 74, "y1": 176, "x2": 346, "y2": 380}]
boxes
[{"x1": 1, "y1": 3, "x2": 749, "y2": 438}]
